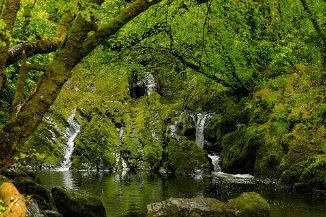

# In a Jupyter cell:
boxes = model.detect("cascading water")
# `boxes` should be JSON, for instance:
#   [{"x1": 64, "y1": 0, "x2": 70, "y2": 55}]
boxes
[
  {"x1": 198, "y1": 115, "x2": 254, "y2": 181},
  {"x1": 144, "y1": 72, "x2": 156, "y2": 95},
  {"x1": 208, "y1": 154, "x2": 221, "y2": 172},
  {"x1": 57, "y1": 109, "x2": 80, "y2": 171},
  {"x1": 191, "y1": 113, "x2": 209, "y2": 149},
  {"x1": 192, "y1": 113, "x2": 223, "y2": 173}
]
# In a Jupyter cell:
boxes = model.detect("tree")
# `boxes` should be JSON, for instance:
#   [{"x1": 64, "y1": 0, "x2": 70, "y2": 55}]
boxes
[
  {"x1": 0, "y1": 0, "x2": 161, "y2": 170},
  {"x1": 299, "y1": 0, "x2": 326, "y2": 71}
]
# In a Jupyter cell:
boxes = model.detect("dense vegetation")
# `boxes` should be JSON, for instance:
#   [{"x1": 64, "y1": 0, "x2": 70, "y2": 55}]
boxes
[{"x1": 0, "y1": 0, "x2": 325, "y2": 191}]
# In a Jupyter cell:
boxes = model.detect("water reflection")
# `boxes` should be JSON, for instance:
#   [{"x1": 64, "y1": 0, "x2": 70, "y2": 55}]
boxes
[
  {"x1": 38, "y1": 170, "x2": 77, "y2": 189},
  {"x1": 36, "y1": 171, "x2": 326, "y2": 217}
]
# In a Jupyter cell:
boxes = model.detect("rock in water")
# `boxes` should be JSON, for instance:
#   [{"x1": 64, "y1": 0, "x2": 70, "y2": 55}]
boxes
[
  {"x1": 147, "y1": 197, "x2": 224, "y2": 217},
  {"x1": 147, "y1": 192, "x2": 270, "y2": 217},
  {"x1": 51, "y1": 187, "x2": 106, "y2": 217},
  {"x1": 13, "y1": 177, "x2": 57, "y2": 211},
  {"x1": 223, "y1": 192, "x2": 270, "y2": 217}
]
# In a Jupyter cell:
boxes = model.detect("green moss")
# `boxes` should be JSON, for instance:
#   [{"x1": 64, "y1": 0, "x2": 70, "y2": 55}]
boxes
[
  {"x1": 298, "y1": 155, "x2": 326, "y2": 190},
  {"x1": 51, "y1": 187, "x2": 106, "y2": 217},
  {"x1": 221, "y1": 125, "x2": 261, "y2": 174},
  {"x1": 166, "y1": 139, "x2": 210, "y2": 175},
  {"x1": 73, "y1": 112, "x2": 119, "y2": 170},
  {"x1": 0, "y1": 175, "x2": 9, "y2": 185},
  {"x1": 225, "y1": 192, "x2": 270, "y2": 217},
  {"x1": 0, "y1": 199, "x2": 5, "y2": 215},
  {"x1": 180, "y1": 114, "x2": 196, "y2": 141},
  {"x1": 13, "y1": 176, "x2": 57, "y2": 211}
]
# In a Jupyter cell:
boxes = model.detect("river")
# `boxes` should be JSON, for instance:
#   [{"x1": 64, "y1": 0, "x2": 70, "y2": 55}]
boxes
[{"x1": 36, "y1": 170, "x2": 325, "y2": 217}]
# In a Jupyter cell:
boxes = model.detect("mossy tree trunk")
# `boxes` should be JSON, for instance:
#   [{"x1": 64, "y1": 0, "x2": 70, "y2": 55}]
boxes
[
  {"x1": 0, "y1": 0, "x2": 21, "y2": 88},
  {"x1": 0, "y1": 0, "x2": 162, "y2": 170}
]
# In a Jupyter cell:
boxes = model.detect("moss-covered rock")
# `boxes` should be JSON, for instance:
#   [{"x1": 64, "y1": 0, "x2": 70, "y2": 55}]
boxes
[
  {"x1": 166, "y1": 139, "x2": 210, "y2": 175},
  {"x1": 13, "y1": 176, "x2": 56, "y2": 211},
  {"x1": 204, "y1": 114, "x2": 223, "y2": 152},
  {"x1": 179, "y1": 114, "x2": 196, "y2": 141},
  {"x1": 72, "y1": 112, "x2": 119, "y2": 171},
  {"x1": 16, "y1": 114, "x2": 66, "y2": 169},
  {"x1": 51, "y1": 187, "x2": 106, "y2": 217},
  {"x1": 147, "y1": 192, "x2": 270, "y2": 217},
  {"x1": 220, "y1": 125, "x2": 261, "y2": 174},
  {"x1": 223, "y1": 192, "x2": 270, "y2": 217},
  {"x1": 296, "y1": 155, "x2": 326, "y2": 190}
]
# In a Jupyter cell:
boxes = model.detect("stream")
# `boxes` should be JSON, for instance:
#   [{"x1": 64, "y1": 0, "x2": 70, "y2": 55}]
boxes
[{"x1": 36, "y1": 170, "x2": 325, "y2": 217}]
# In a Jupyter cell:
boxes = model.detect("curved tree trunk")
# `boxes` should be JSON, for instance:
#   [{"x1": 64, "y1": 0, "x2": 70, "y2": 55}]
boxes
[{"x1": 0, "y1": 0, "x2": 21, "y2": 88}]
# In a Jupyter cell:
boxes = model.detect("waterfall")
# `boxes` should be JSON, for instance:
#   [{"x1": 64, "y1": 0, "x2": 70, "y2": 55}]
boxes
[
  {"x1": 57, "y1": 109, "x2": 80, "y2": 171},
  {"x1": 191, "y1": 113, "x2": 223, "y2": 172},
  {"x1": 208, "y1": 154, "x2": 221, "y2": 172},
  {"x1": 191, "y1": 113, "x2": 209, "y2": 149},
  {"x1": 144, "y1": 72, "x2": 156, "y2": 95}
]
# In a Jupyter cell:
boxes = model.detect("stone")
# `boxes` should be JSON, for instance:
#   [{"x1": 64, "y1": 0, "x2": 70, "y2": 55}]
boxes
[
  {"x1": 223, "y1": 192, "x2": 270, "y2": 217},
  {"x1": 13, "y1": 177, "x2": 56, "y2": 211},
  {"x1": 147, "y1": 192, "x2": 270, "y2": 217},
  {"x1": 147, "y1": 197, "x2": 224, "y2": 217},
  {"x1": 51, "y1": 187, "x2": 106, "y2": 217}
]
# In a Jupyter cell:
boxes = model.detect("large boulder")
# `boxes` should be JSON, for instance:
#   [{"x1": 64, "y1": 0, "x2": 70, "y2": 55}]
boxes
[
  {"x1": 223, "y1": 192, "x2": 270, "y2": 217},
  {"x1": 13, "y1": 177, "x2": 56, "y2": 211},
  {"x1": 166, "y1": 139, "x2": 210, "y2": 175},
  {"x1": 147, "y1": 192, "x2": 270, "y2": 217},
  {"x1": 220, "y1": 125, "x2": 261, "y2": 174},
  {"x1": 147, "y1": 197, "x2": 224, "y2": 217},
  {"x1": 51, "y1": 187, "x2": 106, "y2": 217}
]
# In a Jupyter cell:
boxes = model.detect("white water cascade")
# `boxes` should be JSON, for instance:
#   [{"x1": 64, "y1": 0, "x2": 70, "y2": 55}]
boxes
[
  {"x1": 191, "y1": 113, "x2": 209, "y2": 149},
  {"x1": 191, "y1": 113, "x2": 223, "y2": 173},
  {"x1": 144, "y1": 72, "x2": 156, "y2": 95},
  {"x1": 57, "y1": 109, "x2": 80, "y2": 171},
  {"x1": 208, "y1": 154, "x2": 222, "y2": 172}
]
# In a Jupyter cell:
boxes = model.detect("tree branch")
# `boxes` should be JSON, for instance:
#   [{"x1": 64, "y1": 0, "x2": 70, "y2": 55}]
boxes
[
  {"x1": 6, "y1": 12, "x2": 74, "y2": 67},
  {"x1": 83, "y1": 0, "x2": 162, "y2": 53},
  {"x1": 0, "y1": 0, "x2": 21, "y2": 88},
  {"x1": 104, "y1": 22, "x2": 167, "y2": 51}
]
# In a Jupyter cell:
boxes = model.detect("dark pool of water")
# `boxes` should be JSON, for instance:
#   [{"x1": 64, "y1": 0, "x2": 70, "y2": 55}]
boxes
[{"x1": 36, "y1": 170, "x2": 325, "y2": 217}]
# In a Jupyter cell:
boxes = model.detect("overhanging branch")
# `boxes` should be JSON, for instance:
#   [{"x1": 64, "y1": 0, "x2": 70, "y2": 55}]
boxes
[
  {"x1": 6, "y1": 12, "x2": 74, "y2": 67},
  {"x1": 83, "y1": 0, "x2": 162, "y2": 53}
]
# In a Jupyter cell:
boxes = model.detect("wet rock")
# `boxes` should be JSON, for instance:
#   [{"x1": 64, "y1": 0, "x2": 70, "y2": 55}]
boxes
[
  {"x1": 180, "y1": 114, "x2": 196, "y2": 141},
  {"x1": 166, "y1": 139, "x2": 210, "y2": 175},
  {"x1": 27, "y1": 199, "x2": 62, "y2": 217},
  {"x1": 13, "y1": 176, "x2": 56, "y2": 211},
  {"x1": 220, "y1": 125, "x2": 261, "y2": 174},
  {"x1": 223, "y1": 192, "x2": 270, "y2": 217},
  {"x1": 147, "y1": 192, "x2": 270, "y2": 217},
  {"x1": 51, "y1": 187, "x2": 106, "y2": 217},
  {"x1": 147, "y1": 197, "x2": 224, "y2": 217},
  {"x1": 3, "y1": 169, "x2": 38, "y2": 181}
]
